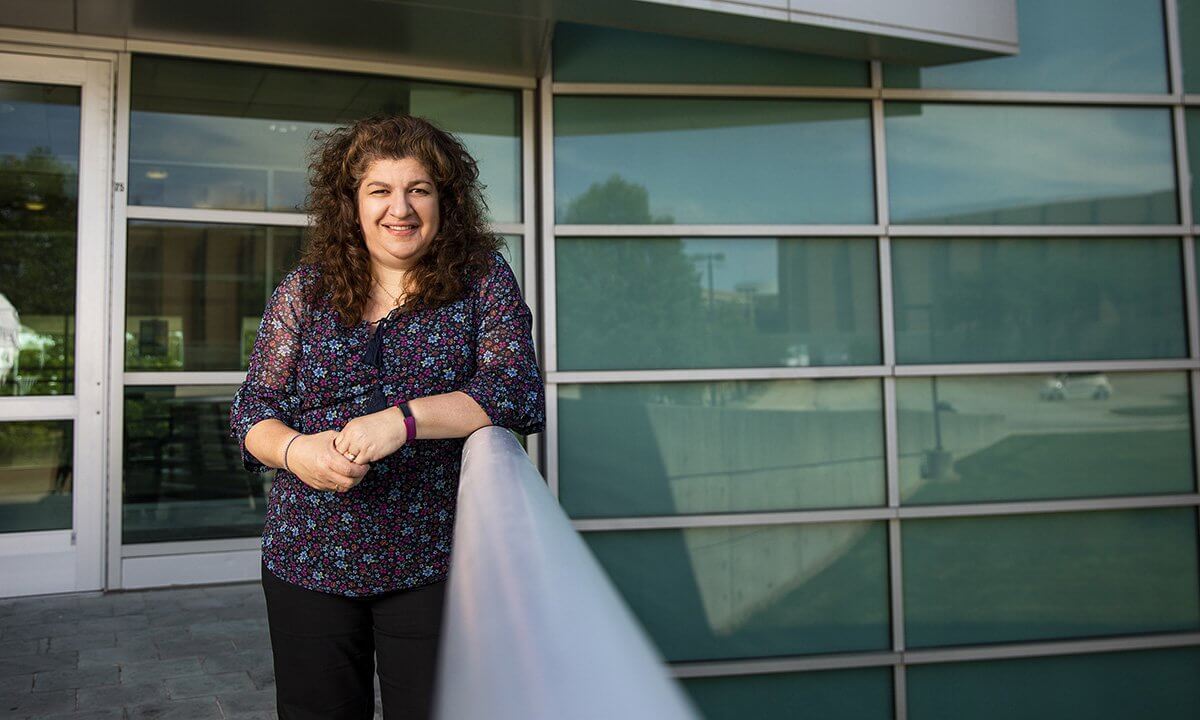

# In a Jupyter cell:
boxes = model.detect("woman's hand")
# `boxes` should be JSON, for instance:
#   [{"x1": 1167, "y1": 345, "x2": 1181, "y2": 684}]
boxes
[
  {"x1": 287, "y1": 431, "x2": 370, "y2": 493},
  {"x1": 333, "y1": 407, "x2": 406, "y2": 465}
]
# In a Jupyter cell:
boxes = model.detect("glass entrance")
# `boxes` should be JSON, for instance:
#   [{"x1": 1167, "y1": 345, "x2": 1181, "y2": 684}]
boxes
[{"x1": 0, "y1": 54, "x2": 112, "y2": 596}]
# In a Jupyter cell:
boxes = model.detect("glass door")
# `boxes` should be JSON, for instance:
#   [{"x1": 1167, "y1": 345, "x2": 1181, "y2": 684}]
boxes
[{"x1": 0, "y1": 53, "x2": 112, "y2": 596}]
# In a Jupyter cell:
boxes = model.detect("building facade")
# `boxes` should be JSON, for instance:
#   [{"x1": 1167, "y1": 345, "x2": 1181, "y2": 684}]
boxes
[{"x1": 1, "y1": 1, "x2": 1199, "y2": 717}]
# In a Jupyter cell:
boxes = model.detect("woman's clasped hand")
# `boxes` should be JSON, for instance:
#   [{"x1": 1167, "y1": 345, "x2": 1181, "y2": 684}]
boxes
[{"x1": 286, "y1": 407, "x2": 409, "y2": 492}]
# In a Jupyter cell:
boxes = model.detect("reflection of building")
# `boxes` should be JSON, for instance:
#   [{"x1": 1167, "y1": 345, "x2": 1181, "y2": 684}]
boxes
[{"x1": 3, "y1": 2, "x2": 1200, "y2": 718}]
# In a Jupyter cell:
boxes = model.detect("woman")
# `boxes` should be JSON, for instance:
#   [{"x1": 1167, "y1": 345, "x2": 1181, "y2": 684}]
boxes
[{"x1": 230, "y1": 114, "x2": 545, "y2": 719}]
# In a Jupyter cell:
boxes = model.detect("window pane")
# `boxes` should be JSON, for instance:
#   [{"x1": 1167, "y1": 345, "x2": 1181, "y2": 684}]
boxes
[
  {"x1": 0, "y1": 81, "x2": 80, "y2": 397},
  {"x1": 123, "y1": 385, "x2": 264, "y2": 543},
  {"x1": 556, "y1": 237, "x2": 880, "y2": 370},
  {"x1": 682, "y1": 667, "x2": 893, "y2": 720},
  {"x1": 559, "y1": 380, "x2": 884, "y2": 518},
  {"x1": 584, "y1": 522, "x2": 891, "y2": 661},
  {"x1": 129, "y1": 55, "x2": 521, "y2": 221},
  {"x1": 125, "y1": 221, "x2": 303, "y2": 372},
  {"x1": 886, "y1": 0, "x2": 1168, "y2": 93},
  {"x1": 897, "y1": 372, "x2": 1194, "y2": 504},
  {"x1": 0, "y1": 421, "x2": 72, "y2": 533},
  {"x1": 902, "y1": 508, "x2": 1200, "y2": 648},
  {"x1": 555, "y1": 97, "x2": 874, "y2": 224},
  {"x1": 908, "y1": 647, "x2": 1200, "y2": 720},
  {"x1": 892, "y1": 238, "x2": 1186, "y2": 363},
  {"x1": 885, "y1": 104, "x2": 1177, "y2": 225},
  {"x1": 500, "y1": 234, "x2": 522, "y2": 291},
  {"x1": 1180, "y1": 0, "x2": 1200, "y2": 93},
  {"x1": 554, "y1": 22, "x2": 868, "y2": 87}
]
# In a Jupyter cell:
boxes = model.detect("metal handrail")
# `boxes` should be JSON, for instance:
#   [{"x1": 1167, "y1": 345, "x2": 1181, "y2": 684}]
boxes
[{"x1": 435, "y1": 426, "x2": 700, "y2": 720}]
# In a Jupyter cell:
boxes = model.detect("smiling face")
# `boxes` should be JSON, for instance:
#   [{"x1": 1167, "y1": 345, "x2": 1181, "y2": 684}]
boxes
[{"x1": 356, "y1": 156, "x2": 440, "y2": 272}]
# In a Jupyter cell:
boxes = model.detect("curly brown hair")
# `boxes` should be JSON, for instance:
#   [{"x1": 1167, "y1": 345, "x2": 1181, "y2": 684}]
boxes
[{"x1": 301, "y1": 114, "x2": 502, "y2": 326}]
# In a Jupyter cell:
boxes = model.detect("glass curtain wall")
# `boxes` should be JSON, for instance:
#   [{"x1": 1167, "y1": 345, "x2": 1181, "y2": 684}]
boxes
[
  {"x1": 548, "y1": 2, "x2": 1200, "y2": 718},
  {"x1": 121, "y1": 55, "x2": 525, "y2": 544}
]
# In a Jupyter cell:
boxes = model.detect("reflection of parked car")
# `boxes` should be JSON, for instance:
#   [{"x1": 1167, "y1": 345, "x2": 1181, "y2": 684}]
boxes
[{"x1": 1040, "y1": 373, "x2": 1112, "y2": 401}]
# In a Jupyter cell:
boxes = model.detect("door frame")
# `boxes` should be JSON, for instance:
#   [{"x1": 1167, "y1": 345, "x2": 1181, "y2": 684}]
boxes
[{"x1": 0, "y1": 52, "x2": 113, "y2": 597}]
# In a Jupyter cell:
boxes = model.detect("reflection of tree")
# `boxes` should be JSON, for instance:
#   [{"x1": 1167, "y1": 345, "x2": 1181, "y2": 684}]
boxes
[
  {"x1": 0, "y1": 148, "x2": 77, "y2": 394},
  {"x1": 563, "y1": 174, "x2": 673, "y2": 225}
]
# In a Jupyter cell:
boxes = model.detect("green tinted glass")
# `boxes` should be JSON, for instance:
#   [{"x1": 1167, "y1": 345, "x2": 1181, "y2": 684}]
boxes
[
  {"x1": 559, "y1": 380, "x2": 884, "y2": 518},
  {"x1": 1187, "y1": 110, "x2": 1200, "y2": 217},
  {"x1": 897, "y1": 372, "x2": 1194, "y2": 504},
  {"x1": 885, "y1": 104, "x2": 1177, "y2": 225},
  {"x1": 891, "y1": 238, "x2": 1186, "y2": 363},
  {"x1": 584, "y1": 522, "x2": 891, "y2": 661},
  {"x1": 682, "y1": 667, "x2": 893, "y2": 720},
  {"x1": 0, "y1": 421, "x2": 72, "y2": 533},
  {"x1": 124, "y1": 386, "x2": 265, "y2": 543},
  {"x1": 556, "y1": 237, "x2": 880, "y2": 370},
  {"x1": 903, "y1": 508, "x2": 1200, "y2": 648},
  {"x1": 125, "y1": 222, "x2": 303, "y2": 372},
  {"x1": 555, "y1": 97, "x2": 874, "y2": 224},
  {"x1": 0, "y1": 81, "x2": 80, "y2": 397},
  {"x1": 908, "y1": 647, "x2": 1200, "y2": 720},
  {"x1": 553, "y1": 22, "x2": 868, "y2": 87},
  {"x1": 130, "y1": 55, "x2": 521, "y2": 221},
  {"x1": 886, "y1": 0, "x2": 1168, "y2": 92},
  {"x1": 1180, "y1": 0, "x2": 1200, "y2": 93},
  {"x1": 500, "y1": 235, "x2": 523, "y2": 291}
]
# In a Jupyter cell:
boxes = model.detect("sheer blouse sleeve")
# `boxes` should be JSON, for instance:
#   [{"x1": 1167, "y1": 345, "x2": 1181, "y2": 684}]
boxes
[
  {"x1": 461, "y1": 253, "x2": 546, "y2": 436},
  {"x1": 229, "y1": 266, "x2": 309, "y2": 472}
]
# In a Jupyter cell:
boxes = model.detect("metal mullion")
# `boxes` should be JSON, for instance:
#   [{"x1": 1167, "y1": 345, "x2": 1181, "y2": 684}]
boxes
[
  {"x1": 892, "y1": 665, "x2": 908, "y2": 720},
  {"x1": 125, "y1": 206, "x2": 310, "y2": 227},
  {"x1": 880, "y1": 88, "x2": 1179, "y2": 106},
  {"x1": 0, "y1": 396, "x2": 77, "y2": 421},
  {"x1": 107, "y1": 50, "x2": 133, "y2": 591},
  {"x1": 540, "y1": 59, "x2": 559, "y2": 497},
  {"x1": 664, "y1": 632, "x2": 1200, "y2": 679},
  {"x1": 125, "y1": 39, "x2": 535, "y2": 90},
  {"x1": 895, "y1": 359, "x2": 1198, "y2": 377},
  {"x1": 123, "y1": 372, "x2": 247, "y2": 386},
  {"x1": 671, "y1": 652, "x2": 900, "y2": 678},
  {"x1": 903, "y1": 632, "x2": 1200, "y2": 666},
  {"x1": 518, "y1": 86, "x2": 542, "y2": 476},
  {"x1": 545, "y1": 383, "x2": 559, "y2": 498},
  {"x1": 888, "y1": 225, "x2": 1186, "y2": 237},
  {"x1": 551, "y1": 82, "x2": 876, "y2": 100},
  {"x1": 549, "y1": 366, "x2": 889, "y2": 384},
  {"x1": 1166, "y1": 0, "x2": 1186, "y2": 99},
  {"x1": 555, "y1": 224, "x2": 883, "y2": 237},
  {"x1": 571, "y1": 493, "x2": 1200, "y2": 532}
]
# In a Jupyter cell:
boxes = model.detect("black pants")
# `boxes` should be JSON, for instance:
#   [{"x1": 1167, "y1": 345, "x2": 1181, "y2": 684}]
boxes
[{"x1": 261, "y1": 562, "x2": 447, "y2": 719}]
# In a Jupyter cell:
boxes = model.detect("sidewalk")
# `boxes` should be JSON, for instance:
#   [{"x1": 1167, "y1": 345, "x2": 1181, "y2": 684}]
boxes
[{"x1": 0, "y1": 581, "x2": 384, "y2": 719}]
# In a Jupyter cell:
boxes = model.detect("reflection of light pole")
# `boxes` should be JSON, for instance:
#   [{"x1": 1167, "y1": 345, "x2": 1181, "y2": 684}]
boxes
[
  {"x1": 687, "y1": 252, "x2": 725, "y2": 318},
  {"x1": 734, "y1": 281, "x2": 760, "y2": 325}
]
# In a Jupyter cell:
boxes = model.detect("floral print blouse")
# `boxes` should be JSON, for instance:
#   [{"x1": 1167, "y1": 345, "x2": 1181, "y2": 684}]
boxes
[{"x1": 230, "y1": 252, "x2": 544, "y2": 596}]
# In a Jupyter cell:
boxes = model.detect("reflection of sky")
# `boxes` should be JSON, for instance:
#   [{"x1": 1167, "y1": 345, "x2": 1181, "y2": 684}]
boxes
[
  {"x1": 130, "y1": 112, "x2": 520, "y2": 221},
  {"x1": 885, "y1": 0, "x2": 1167, "y2": 93},
  {"x1": 555, "y1": 101, "x2": 874, "y2": 224},
  {"x1": 0, "y1": 93, "x2": 80, "y2": 168},
  {"x1": 886, "y1": 104, "x2": 1176, "y2": 221},
  {"x1": 681, "y1": 238, "x2": 778, "y2": 294}
]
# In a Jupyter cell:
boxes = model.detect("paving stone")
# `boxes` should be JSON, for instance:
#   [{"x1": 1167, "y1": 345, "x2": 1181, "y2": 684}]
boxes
[
  {"x1": 174, "y1": 597, "x2": 229, "y2": 612},
  {"x1": 223, "y1": 712, "x2": 275, "y2": 720},
  {"x1": 77, "y1": 680, "x2": 169, "y2": 708},
  {"x1": 0, "y1": 672, "x2": 33, "y2": 693},
  {"x1": 126, "y1": 697, "x2": 224, "y2": 720},
  {"x1": 0, "y1": 639, "x2": 42, "y2": 658},
  {"x1": 229, "y1": 630, "x2": 270, "y2": 652},
  {"x1": 186, "y1": 620, "x2": 261, "y2": 640},
  {"x1": 153, "y1": 638, "x2": 235, "y2": 662},
  {"x1": 0, "y1": 609, "x2": 50, "y2": 631},
  {"x1": 165, "y1": 671, "x2": 254, "y2": 700},
  {"x1": 33, "y1": 664, "x2": 119, "y2": 692},
  {"x1": 209, "y1": 605, "x2": 267, "y2": 623},
  {"x1": 39, "y1": 709, "x2": 125, "y2": 719},
  {"x1": 146, "y1": 613, "x2": 217, "y2": 630},
  {"x1": 214, "y1": 689, "x2": 275, "y2": 715},
  {"x1": 120, "y1": 657, "x2": 203, "y2": 684},
  {"x1": 245, "y1": 666, "x2": 273, "y2": 693},
  {"x1": 3, "y1": 620, "x2": 81, "y2": 642},
  {"x1": 77, "y1": 641, "x2": 160, "y2": 667},
  {"x1": 0, "y1": 651, "x2": 78, "y2": 675},
  {"x1": 48, "y1": 632, "x2": 118, "y2": 653},
  {"x1": 198, "y1": 649, "x2": 271, "y2": 675},
  {"x1": 118, "y1": 627, "x2": 193, "y2": 646},
  {"x1": 1, "y1": 687, "x2": 76, "y2": 716},
  {"x1": 79, "y1": 615, "x2": 151, "y2": 633}
]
